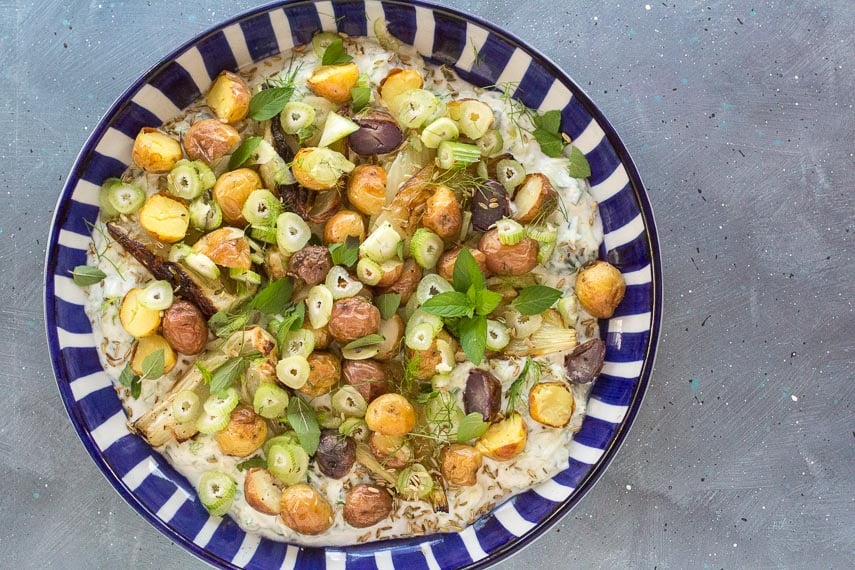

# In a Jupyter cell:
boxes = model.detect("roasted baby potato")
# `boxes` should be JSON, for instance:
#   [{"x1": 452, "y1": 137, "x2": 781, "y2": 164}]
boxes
[
  {"x1": 215, "y1": 406, "x2": 268, "y2": 457},
  {"x1": 306, "y1": 62, "x2": 359, "y2": 104},
  {"x1": 440, "y1": 444, "x2": 483, "y2": 486},
  {"x1": 328, "y1": 297, "x2": 381, "y2": 344},
  {"x1": 244, "y1": 467, "x2": 283, "y2": 515},
  {"x1": 131, "y1": 334, "x2": 176, "y2": 376},
  {"x1": 120, "y1": 287, "x2": 162, "y2": 338},
  {"x1": 365, "y1": 393, "x2": 416, "y2": 436},
  {"x1": 379, "y1": 68, "x2": 423, "y2": 113},
  {"x1": 574, "y1": 260, "x2": 626, "y2": 318},
  {"x1": 305, "y1": 324, "x2": 331, "y2": 351},
  {"x1": 291, "y1": 147, "x2": 354, "y2": 191},
  {"x1": 343, "y1": 484, "x2": 393, "y2": 528},
  {"x1": 139, "y1": 194, "x2": 190, "y2": 243},
  {"x1": 342, "y1": 359, "x2": 389, "y2": 402},
  {"x1": 183, "y1": 119, "x2": 241, "y2": 164},
  {"x1": 287, "y1": 245, "x2": 333, "y2": 286},
  {"x1": 349, "y1": 111, "x2": 403, "y2": 156},
  {"x1": 323, "y1": 210, "x2": 365, "y2": 244},
  {"x1": 374, "y1": 315, "x2": 404, "y2": 361},
  {"x1": 437, "y1": 247, "x2": 488, "y2": 282},
  {"x1": 191, "y1": 227, "x2": 251, "y2": 269},
  {"x1": 512, "y1": 173, "x2": 556, "y2": 224},
  {"x1": 405, "y1": 331, "x2": 456, "y2": 381},
  {"x1": 132, "y1": 128, "x2": 183, "y2": 173},
  {"x1": 529, "y1": 382, "x2": 575, "y2": 428},
  {"x1": 264, "y1": 246, "x2": 290, "y2": 281},
  {"x1": 212, "y1": 168, "x2": 263, "y2": 225},
  {"x1": 279, "y1": 483, "x2": 335, "y2": 535},
  {"x1": 463, "y1": 369, "x2": 501, "y2": 422},
  {"x1": 162, "y1": 300, "x2": 208, "y2": 355},
  {"x1": 422, "y1": 185, "x2": 462, "y2": 239},
  {"x1": 346, "y1": 164, "x2": 387, "y2": 215},
  {"x1": 298, "y1": 351, "x2": 341, "y2": 397},
  {"x1": 315, "y1": 429, "x2": 357, "y2": 479},
  {"x1": 206, "y1": 71, "x2": 251, "y2": 123},
  {"x1": 368, "y1": 432, "x2": 412, "y2": 469},
  {"x1": 375, "y1": 259, "x2": 403, "y2": 288},
  {"x1": 377, "y1": 259, "x2": 422, "y2": 304},
  {"x1": 564, "y1": 338, "x2": 607, "y2": 384},
  {"x1": 475, "y1": 413, "x2": 527, "y2": 461},
  {"x1": 471, "y1": 179, "x2": 510, "y2": 232},
  {"x1": 478, "y1": 229, "x2": 538, "y2": 276}
]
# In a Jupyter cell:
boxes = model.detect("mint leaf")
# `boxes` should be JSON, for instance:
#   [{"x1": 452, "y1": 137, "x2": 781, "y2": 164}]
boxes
[
  {"x1": 535, "y1": 110, "x2": 562, "y2": 134},
  {"x1": 71, "y1": 265, "x2": 106, "y2": 287},
  {"x1": 456, "y1": 412, "x2": 490, "y2": 442},
  {"x1": 459, "y1": 315, "x2": 487, "y2": 364},
  {"x1": 512, "y1": 285, "x2": 562, "y2": 315},
  {"x1": 208, "y1": 310, "x2": 249, "y2": 339},
  {"x1": 322, "y1": 38, "x2": 353, "y2": 65},
  {"x1": 343, "y1": 333, "x2": 385, "y2": 351},
  {"x1": 473, "y1": 288, "x2": 503, "y2": 316},
  {"x1": 287, "y1": 397, "x2": 320, "y2": 455},
  {"x1": 567, "y1": 146, "x2": 592, "y2": 179},
  {"x1": 452, "y1": 247, "x2": 484, "y2": 293},
  {"x1": 248, "y1": 278, "x2": 293, "y2": 314},
  {"x1": 533, "y1": 128, "x2": 564, "y2": 157},
  {"x1": 140, "y1": 349, "x2": 165, "y2": 380},
  {"x1": 210, "y1": 357, "x2": 248, "y2": 394},
  {"x1": 420, "y1": 291, "x2": 475, "y2": 318},
  {"x1": 236, "y1": 456, "x2": 267, "y2": 471},
  {"x1": 196, "y1": 362, "x2": 213, "y2": 385},
  {"x1": 248, "y1": 87, "x2": 294, "y2": 121},
  {"x1": 328, "y1": 236, "x2": 359, "y2": 267},
  {"x1": 350, "y1": 86, "x2": 370, "y2": 112},
  {"x1": 118, "y1": 363, "x2": 138, "y2": 388},
  {"x1": 228, "y1": 136, "x2": 263, "y2": 169},
  {"x1": 375, "y1": 293, "x2": 401, "y2": 320}
]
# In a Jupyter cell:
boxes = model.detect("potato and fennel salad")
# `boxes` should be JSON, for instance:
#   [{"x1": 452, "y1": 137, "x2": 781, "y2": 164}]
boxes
[{"x1": 76, "y1": 27, "x2": 627, "y2": 544}]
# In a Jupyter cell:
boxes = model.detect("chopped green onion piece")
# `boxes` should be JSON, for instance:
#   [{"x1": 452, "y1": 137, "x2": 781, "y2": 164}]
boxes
[
  {"x1": 395, "y1": 89, "x2": 439, "y2": 129},
  {"x1": 107, "y1": 182, "x2": 146, "y2": 214},
  {"x1": 339, "y1": 418, "x2": 369, "y2": 441},
  {"x1": 409, "y1": 228, "x2": 444, "y2": 269},
  {"x1": 405, "y1": 322, "x2": 436, "y2": 351},
  {"x1": 241, "y1": 189, "x2": 281, "y2": 226},
  {"x1": 356, "y1": 257, "x2": 383, "y2": 286},
  {"x1": 311, "y1": 31, "x2": 340, "y2": 58},
  {"x1": 276, "y1": 355, "x2": 311, "y2": 389},
  {"x1": 331, "y1": 386, "x2": 368, "y2": 418},
  {"x1": 325, "y1": 266, "x2": 362, "y2": 300},
  {"x1": 280, "y1": 101, "x2": 316, "y2": 135},
  {"x1": 436, "y1": 140, "x2": 480, "y2": 170},
  {"x1": 184, "y1": 252, "x2": 220, "y2": 280},
  {"x1": 203, "y1": 387, "x2": 239, "y2": 416},
  {"x1": 280, "y1": 329, "x2": 316, "y2": 358},
  {"x1": 477, "y1": 129, "x2": 504, "y2": 157},
  {"x1": 139, "y1": 280, "x2": 174, "y2": 310},
  {"x1": 276, "y1": 212, "x2": 311, "y2": 253},
  {"x1": 415, "y1": 274, "x2": 454, "y2": 305},
  {"x1": 166, "y1": 161, "x2": 204, "y2": 200},
  {"x1": 188, "y1": 197, "x2": 223, "y2": 231},
  {"x1": 318, "y1": 111, "x2": 360, "y2": 148},
  {"x1": 485, "y1": 319, "x2": 510, "y2": 351},
  {"x1": 267, "y1": 444, "x2": 309, "y2": 485},
  {"x1": 420, "y1": 117, "x2": 459, "y2": 149},
  {"x1": 196, "y1": 411, "x2": 230, "y2": 434},
  {"x1": 168, "y1": 243, "x2": 191, "y2": 263},
  {"x1": 395, "y1": 463, "x2": 434, "y2": 500},
  {"x1": 496, "y1": 218, "x2": 525, "y2": 245},
  {"x1": 172, "y1": 390, "x2": 201, "y2": 423},
  {"x1": 526, "y1": 223, "x2": 558, "y2": 243},
  {"x1": 496, "y1": 159, "x2": 526, "y2": 193},
  {"x1": 359, "y1": 222, "x2": 402, "y2": 263},
  {"x1": 253, "y1": 383, "x2": 290, "y2": 418},
  {"x1": 306, "y1": 284, "x2": 334, "y2": 329},
  {"x1": 198, "y1": 470, "x2": 236, "y2": 516},
  {"x1": 229, "y1": 268, "x2": 262, "y2": 285},
  {"x1": 99, "y1": 178, "x2": 122, "y2": 218},
  {"x1": 249, "y1": 224, "x2": 277, "y2": 244}
]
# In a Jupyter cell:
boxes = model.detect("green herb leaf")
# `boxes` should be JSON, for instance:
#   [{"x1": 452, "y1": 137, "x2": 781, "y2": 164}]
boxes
[
  {"x1": 533, "y1": 128, "x2": 564, "y2": 158},
  {"x1": 452, "y1": 247, "x2": 484, "y2": 293},
  {"x1": 396, "y1": 240, "x2": 405, "y2": 261},
  {"x1": 236, "y1": 456, "x2": 267, "y2": 471},
  {"x1": 248, "y1": 87, "x2": 294, "y2": 121},
  {"x1": 512, "y1": 285, "x2": 562, "y2": 315},
  {"x1": 473, "y1": 288, "x2": 503, "y2": 316},
  {"x1": 228, "y1": 136, "x2": 263, "y2": 170},
  {"x1": 328, "y1": 236, "x2": 359, "y2": 267},
  {"x1": 140, "y1": 349, "x2": 165, "y2": 380},
  {"x1": 459, "y1": 315, "x2": 487, "y2": 365},
  {"x1": 118, "y1": 363, "x2": 137, "y2": 388},
  {"x1": 196, "y1": 362, "x2": 213, "y2": 385},
  {"x1": 456, "y1": 412, "x2": 490, "y2": 442},
  {"x1": 208, "y1": 311, "x2": 249, "y2": 339},
  {"x1": 287, "y1": 397, "x2": 320, "y2": 455},
  {"x1": 321, "y1": 38, "x2": 353, "y2": 66},
  {"x1": 210, "y1": 357, "x2": 248, "y2": 394},
  {"x1": 248, "y1": 278, "x2": 293, "y2": 314},
  {"x1": 567, "y1": 145, "x2": 592, "y2": 179},
  {"x1": 343, "y1": 333, "x2": 385, "y2": 351},
  {"x1": 375, "y1": 293, "x2": 401, "y2": 320},
  {"x1": 535, "y1": 110, "x2": 562, "y2": 134},
  {"x1": 70, "y1": 265, "x2": 106, "y2": 287},
  {"x1": 350, "y1": 86, "x2": 370, "y2": 112},
  {"x1": 276, "y1": 303, "x2": 307, "y2": 351},
  {"x1": 420, "y1": 292, "x2": 475, "y2": 318},
  {"x1": 130, "y1": 377, "x2": 142, "y2": 399},
  {"x1": 506, "y1": 357, "x2": 541, "y2": 413}
]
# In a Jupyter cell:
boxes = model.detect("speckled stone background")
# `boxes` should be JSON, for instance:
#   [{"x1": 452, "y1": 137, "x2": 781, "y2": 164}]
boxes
[{"x1": 1, "y1": 0, "x2": 852, "y2": 568}]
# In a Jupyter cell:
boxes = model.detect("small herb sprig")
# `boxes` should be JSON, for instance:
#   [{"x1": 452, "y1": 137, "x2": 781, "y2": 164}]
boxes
[
  {"x1": 118, "y1": 348, "x2": 165, "y2": 399},
  {"x1": 247, "y1": 59, "x2": 302, "y2": 121},
  {"x1": 505, "y1": 356, "x2": 543, "y2": 414},
  {"x1": 208, "y1": 277, "x2": 294, "y2": 340}
]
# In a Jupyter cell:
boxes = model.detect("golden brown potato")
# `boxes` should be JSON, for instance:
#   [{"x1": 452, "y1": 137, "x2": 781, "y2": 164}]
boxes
[
  {"x1": 441, "y1": 444, "x2": 483, "y2": 486},
  {"x1": 405, "y1": 331, "x2": 455, "y2": 381},
  {"x1": 343, "y1": 484, "x2": 393, "y2": 528},
  {"x1": 305, "y1": 324, "x2": 331, "y2": 351},
  {"x1": 347, "y1": 165, "x2": 387, "y2": 216},
  {"x1": 328, "y1": 297, "x2": 381, "y2": 344},
  {"x1": 131, "y1": 334, "x2": 176, "y2": 376},
  {"x1": 212, "y1": 168, "x2": 263, "y2": 225},
  {"x1": 287, "y1": 245, "x2": 332, "y2": 286},
  {"x1": 191, "y1": 227, "x2": 251, "y2": 269},
  {"x1": 263, "y1": 246, "x2": 290, "y2": 281},
  {"x1": 368, "y1": 432, "x2": 412, "y2": 469},
  {"x1": 437, "y1": 247, "x2": 488, "y2": 282},
  {"x1": 374, "y1": 315, "x2": 404, "y2": 361},
  {"x1": 215, "y1": 406, "x2": 268, "y2": 457},
  {"x1": 376, "y1": 259, "x2": 421, "y2": 304},
  {"x1": 323, "y1": 210, "x2": 365, "y2": 244},
  {"x1": 342, "y1": 359, "x2": 388, "y2": 402},
  {"x1": 512, "y1": 173, "x2": 556, "y2": 224},
  {"x1": 574, "y1": 260, "x2": 626, "y2": 318},
  {"x1": 475, "y1": 413, "x2": 527, "y2": 461},
  {"x1": 306, "y1": 62, "x2": 359, "y2": 104},
  {"x1": 364, "y1": 393, "x2": 416, "y2": 436},
  {"x1": 206, "y1": 71, "x2": 251, "y2": 123},
  {"x1": 244, "y1": 467, "x2": 283, "y2": 515},
  {"x1": 183, "y1": 119, "x2": 241, "y2": 164},
  {"x1": 478, "y1": 229, "x2": 538, "y2": 276},
  {"x1": 529, "y1": 382, "x2": 575, "y2": 428},
  {"x1": 119, "y1": 288, "x2": 162, "y2": 338},
  {"x1": 161, "y1": 300, "x2": 208, "y2": 355},
  {"x1": 279, "y1": 484, "x2": 334, "y2": 535},
  {"x1": 375, "y1": 259, "x2": 403, "y2": 288},
  {"x1": 298, "y1": 352, "x2": 341, "y2": 397},
  {"x1": 139, "y1": 194, "x2": 190, "y2": 243},
  {"x1": 379, "y1": 68, "x2": 424, "y2": 114},
  {"x1": 422, "y1": 185, "x2": 462, "y2": 239},
  {"x1": 132, "y1": 128, "x2": 183, "y2": 173},
  {"x1": 291, "y1": 147, "x2": 354, "y2": 191}
]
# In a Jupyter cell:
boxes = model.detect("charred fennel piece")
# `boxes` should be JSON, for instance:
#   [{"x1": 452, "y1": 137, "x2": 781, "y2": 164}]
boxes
[{"x1": 132, "y1": 327, "x2": 278, "y2": 446}]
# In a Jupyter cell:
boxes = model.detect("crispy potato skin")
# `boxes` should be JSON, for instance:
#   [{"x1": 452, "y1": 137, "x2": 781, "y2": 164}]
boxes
[
  {"x1": 139, "y1": 194, "x2": 190, "y2": 243},
  {"x1": 342, "y1": 359, "x2": 389, "y2": 402},
  {"x1": 279, "y1": 484, "x2": 335, "y2": 535},
  {"x1": 298, "y1": 352, "x2": 341, "y2": 397},
  {"x1": 287, "y1": 245, "x2": 333, "y2": 286},
  {"x1": 441, "y1": 444, "x2": 483, "y2": 486},
  {"x1": 244, "y1": 467, "x2": 283, "y2": 515},
  {"x1": 328, "y1": 297, "x2": 381, "y2": 344},
  {"x1": 215, "y1": 406, "x2": 268, "y2": 457},
  {"x1": 162, "y1": 300, "x2": 208, "y2": 355},
  {"x1": 206, "y1": 71, "x2": 250, "y2": 123},
  {"x1": 375, "y1": 259, "x2": 403, "y2": 288},
  {"x1": 475, "y1": 413, "x2": 527, "y2": 461},
  {"x1": 323, "y1": 210, "x2": 365, "y2": 244},
  {"x1": 376, "y1": 259, "x2": 422, "y2": 304},
  {"x1": 512, "y1": 173, "x2": 556, "y2": 224},
  {"x1": 212, "y1": 168, "x2": 263, "y2": 225},
  {"x1": 437, "y1": 247, "x2": 488, "y2": 282},
  {"x1": 343, "y1": 484, "x2": 393, "y2": 528},
  {"x1": 346, "y1": 165, "x2": 387, "y2": 215},
  {"x1": 132, "y1": 128, "x2": 183, "y2": 173},
  {"x1": 191, "y1": 227, "x2": 251, "y2": 269},
  {"x1": 306, "y1": 63, "x2": 359, "y2": 104},
  {"x1": 529, "y1": 382, "x2": 575, "y2": 427},
  {"x1": 478, "y1": 229, "x2": 539, "y2": 276},
  {"x1": 183, "y1": 119, "x2": 241, "y2": 164},
  {"x1": 574, "y1": 260, "x2": 626, "y2": 318},
  {"x1": 379, "y1": 68, "x2": 423, "y2": 112},
  {"x1": 422, "y1": 185, "x2": 462, "y2": 239},
  {"x1": 365, "y1": 393, "x2": 416, "y2": 436}
]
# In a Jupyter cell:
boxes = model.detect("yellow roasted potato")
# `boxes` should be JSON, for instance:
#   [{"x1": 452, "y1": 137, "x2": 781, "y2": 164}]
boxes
[
  {"x1": 244, "y1": 467, "x2": 283, "y2": 515},
  {"x1": 574, "y1": 260, "x2": 626, "y2": 318},
  {"x1": 379, "y1": 68, "x2": 423, "y2": 114},
  {"x1": 364, "y1": 393, "x2": 416, "y2": 436},
  {"x1": 214, "y1": 406, "x2": 268, "y2": 457},
  {"x1": 298, "y1": 352, "x2": 341, "y2": 397},
  {"x1": 346, "y1": 164, "x2": 387, "y2": 216},
  {"x1": 323, "y1": 210, "x2": 365, "y2": 244},
  {"x1": 440, "y1": 444, "x2": 483, "y2": 486},
  {"x1": 119, "y1": 288, "x2": 162, "y2": 338},
  {"x1": 139, "y1": 194, "x2": 190, "y2": 243},
  {"x1": 132, "y1": 127, "x2": 183, "y2": 173},
  {"x1": 291, "y1": 147, "x2": 355, "y2": 191},
  {"x1": 368, "y1": 432, "x2": 412, "y2": 469},
  {"x1": 206, "y1": 71, "x2": 251, "y2": 123},
  {"x1": 191, "y1": 227, "x2": 252, "y2": 269},
  {"x1": 131, "y1": 334, "x2": 176, "y2": 376},
  {"x1": 512, "y1": 173, "x2": 556, "y2": 224},
  {"x1": 475, "y1": 413, "x2": 527, "y2": 461},
  {"x1": 212, "y1": 168, "x2": 263, "y2": 225},
  {"x1": 422, "y1": 185, "x2": 462, "y2": 239},
  {"x1": 529, "y1": 382, "x2": 575, "y2": 428},
  {"x1": 183, "y1": 119, "x2": 241, "y2": 164},
  {"x1": 279, "y1": 484, "x2": 334, "y2": 535},
  {"x1": 306, "y1": 62, "x2": 359, "y2": 104}
]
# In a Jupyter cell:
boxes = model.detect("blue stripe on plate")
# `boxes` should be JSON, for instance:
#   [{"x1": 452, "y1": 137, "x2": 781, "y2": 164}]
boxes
[
  {"x1": 605, "y1": 331, "x2": 651, "y2": 362},
  {"x1": 168, "y1": 498, "x2": 210, "y2": 540},
  {"x1": 52, "y1": 245, "x2": 87, "y2": 282},
  {"x1": 607, "y1": 237, "x2": 651, "y2": 273},
  {"x1": 473, "y1": 516, "x2": 516, "y2": 553},
  {"x1": 474, "y1": 32, "x2": 515, "y2": 85},
  {"x1": 285, "y1": 3, "x2": 322, "y2": 46},
  {"x1": 333, "y1": 1, "x2": 367, "y2": 37},
  {"x1": 612, "y1": 282, "x2": 653, "y2": 317},
  {"x1": 149, "y1": 60, "x2": 202, "y2": 110},
  {"x1": 381, "y1": 1, "x2": 416, "y2": 45},
  {"x1": 429, "y1": 533, "x2": 472, "y2": 568},
  {"x1": 60, "y1": 346, "x2": 103, "y2": 381},
  {"x1": 431, "y1": 11, "x2": 467, "y2": 65},
  {"x1": 515, "y1": 59, "x2": 552, "y2": 110},
  {"x1": 514, "y1": 490, "x2": 555, "y2": 523},
  {"x1": 390, "y1": 547, "x2": 431, "y2": 570},
  {"x1": 560, "y1": 96, "x2": 593, "y2": 140},
  {"x1": 344, "y1": 553, "x2": 377, "y2": 570},
  {"x1": 295, "y1": 547, "x2": 326, "y2": 569},
  {"x1": 73, "y1": 386, "x2": 122, "y2": 429},
  {"x1": 56, "y1": 202, "x2": 99, "y2": 236},
  {"x1": 597, "y1": 186, "x2": 640, "y2": 233},
  {"x1": 245, "y1": 538, "x2": 287, "y2": 570},
  {"x1": 101, "y1": 436, "x2": 154, "y2": 476},
  {"x1": 586, "y1": 137, "x2": 623, "y2": 187},
  {"x1": 590, "y1": 374, "x2": 636, "y2": 406},
  {"x1": 197, "y1": 31, "x2": 238, "y2": 78},
  {"x1": 80, "y1": 153, "x2": 127, "y2": 186},
  {"x1": 206, "y1": 518, "x2": 245, "y2": 561},
  {"x1": 552, "y1": 457, "x2": 594, "y2": 489},
  {"x1": 573, "y1": 416, "x2": 619, "y2": 449},
  {"x1": 135, "y1": 473, "x2": 178, "y2": 513},
  {"x1": 112, "y1": 101, "x2": 162, "y2": 138},
  {"x1": 54, "y1": 298, "x2": 93, "y2": 333},
  {"x1": 240, "y1": 12, "x2": 279, "y2": 62}
]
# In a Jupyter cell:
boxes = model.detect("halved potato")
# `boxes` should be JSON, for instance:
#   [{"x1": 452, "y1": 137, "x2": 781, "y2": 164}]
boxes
[
  {"x1": 475, "y1": 413, "x2": 527, "y2": 461},
  {"x1": 529, "y1": 382, "x2": 575, "y2": 428},
  {"x1": 132, "y1": 128, "x2": 183, "y2": 173},
  {"x1": 206, "y1": 71, "x2": 251, "y2": 123},
  {"x1": 306, "y1": 62, "x2": 359, "y2": 104},
  {"x1": 131, "y1": 334, "x2": 177, "y2": 376},
  {"x1": 212, "y1": 168, "x2": 263, "y2": 225},
  {"x1": 512, "y1": 173, "x2": 556, "y2": 223},
  {"x1": 379, "y1": 68, "x2": 423, "y2": 114},
  {"x1": 119, "y1": 288, "x2": 162, "y2": 338},
  {"x1": 191, "y1": 227, "x2": 251, "y2": 269},
  {"x1": 139, "y1": 194, "x2": 190, "y2": 243},
  {"x1": 244, "y1": 467, "x2": 283, "y2": 515}
]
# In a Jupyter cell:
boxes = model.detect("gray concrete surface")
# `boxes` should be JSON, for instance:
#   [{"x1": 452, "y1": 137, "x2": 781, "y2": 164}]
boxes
[{"x1": 1, "y1": 0, "x2": 852, "y2": 568}]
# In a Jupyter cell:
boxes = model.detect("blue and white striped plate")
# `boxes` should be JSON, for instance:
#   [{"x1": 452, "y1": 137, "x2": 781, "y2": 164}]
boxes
[{"x1": 44, "y1": 1, "x2": 662, "y2": 568}]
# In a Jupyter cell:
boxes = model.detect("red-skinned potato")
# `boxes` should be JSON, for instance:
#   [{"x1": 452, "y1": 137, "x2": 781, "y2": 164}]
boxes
[
  {"x1": 343, "y1": 484, "x2": 393, "y2": 528},
  {"x1": 342, "y1": 359, "x2": 389, "y2": 402},
  {"x1": 132, "y1": 128, "x2": 183, "y2": 173},
  {"x1": 328, "y1": 297, "x2": 381, "y2": 344},
  {"x1": 512, "y1": 173, "x2": 556, "y2": 224},
  {"x1": 287, "y1": 245, "x2": 333, "y2": 286},
  {"x1": 375, "y1": 259, "x2": 403, "y2": 288},
  {"x1": 374, "y1": 315, "x2": 404, "y2": 361},
  {"x1": 437, "y1": 247, "x2": 488, "y2": 281},
  {"x1": 478, "y1": 229, "x2": 539, "y2": 276},
  {"x1": 183, "y1": 119, "x2": 241, "y2": 164},
  {"x1": 299, "y1": 352, "x2": 341, "y2": 397},
  {"x1": 279, "y1": 484, "x2": 334, "y2": 535},
  {"x1": 206, "y1": 71, "x2": 251, "y2": 123},
  {"x1": 376, "y1": 259, "x2": 422, "y2": 304},
  {"x1": 162, "y1": 300, "x2": 208, "y2": 355}
]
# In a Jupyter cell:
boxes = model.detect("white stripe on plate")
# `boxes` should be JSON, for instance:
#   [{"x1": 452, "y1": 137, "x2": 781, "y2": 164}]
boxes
[
  {"x1": 280, "y1": 545, "x2": 299, "y2": 570},
  {"x1": 176, "y1": 47, "x2": 212, "y2": 95},
  {"x1": 454, "y1": 23, "x2": 489, "y2": 72},
  {"x1": 156, "y1": 489, "x2": 188, "y2": 521},
  {"x1": 586, "y1": 398, "x2": 629, "y2": 424},
  {"x1": 604, "y1": 214, "x2": 644, "y2": 251},
  {"x1": 132, "y1": 84, "x2": 182, "y2": 123},
  {"x1": 193, "y1": 517, "x2": 220, "y2": 547},
  {"x1": 315, "y1": 1, "x2": 337, "y2": 31},
  {"x1": 374, "y1": 550, "x2": 394, "y2": 570},
  {"x1": 70, "y1": 371, "x2": 112, "y2": 401},
  {"x1": 71, "y1": 179, "x2": 100, "y2": 207},
  {"x1": 608, "y1": 312, "x2": 652, "y2": 335},
  {"x1": 268, "y1": 8, "x2": 294, "y2": 53},
  {"x1": 231, "y1": 532, "x2": 262, "y2": 567},
  {"x1": 57, "y1": 328, "x2": 95, "y2": 349},
  {"x1": 494, "y1": 48, "x2": 531, "y2": 88},
  {"x1": 58, "y1": 229, "x2": 91, "y2": 251},
  {"x1": 568, "y1": 440, "x2": 606, "y2": 465},
  {"x1": 459, "y1": 526, "x2": 488, "y2": 562},
  {"x1": 533, "y1": 478, "x2": 574, "y2": 502},
  {"x1": 89, "y1": 411, "x2": 130, "y2": 450},
  {"x1": 420, "y1": 543, "x2": 441, "y2": 570},
  {"x1": 412, "y1": 5, "x2": 436, "y2": 55},
  {"x1": 572, "y1": 119, "x2": 605, "y2": 154},
  {"x1": 623, "y1": 264, "x2": 652, "y2": 286},
  {"x1": 93, "y1": 128, "x2": 134, "y2": 163},
  {"x1": 538, "y1": 80, "x2": 572, "y2": 114},
  {"x1": 121, "y1": 457, "x2": 158, "y2": 491},
  {"x1": 54, "y1": 275, "x2": 87, "y2": 306},
  {"x1": 365, "y1": 0, "x2": 384, "y2": 34},
  {"x1": 601, "y1": 360, "x2": 643, "y2": 379},
  {"x1": 589, "y1": 164, "x2": 629, "y2": 203},
  {"x1": 325, "y1": 550, "x2": 346, "y2": 570},
  {"x1": 493, "y1": 503, "x2": 536, "y2": 536},
  {"x1": 223, "y1": 23, "x2": 251, "y2": 67}
]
